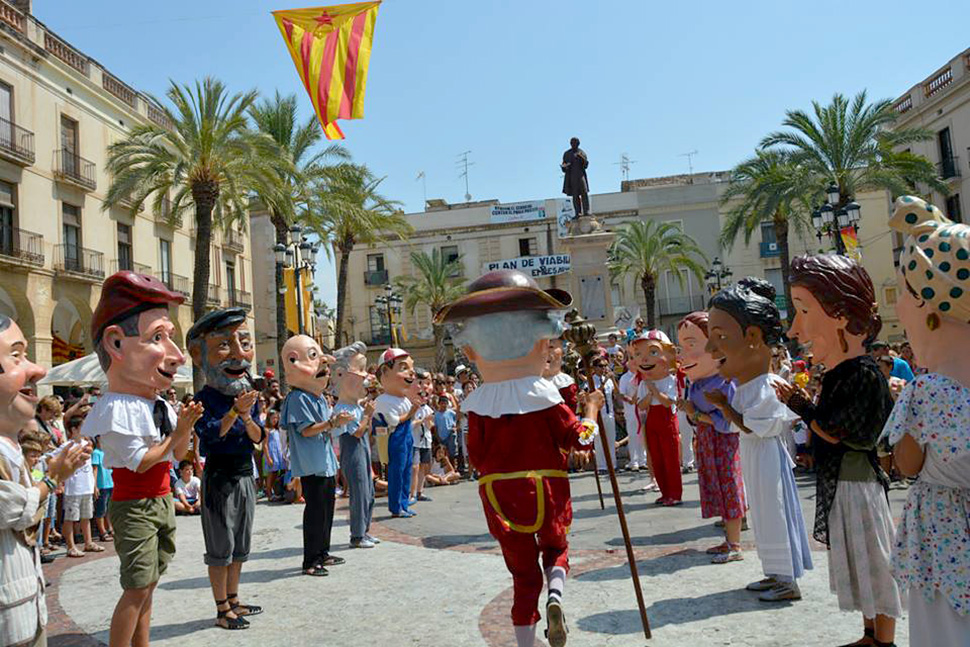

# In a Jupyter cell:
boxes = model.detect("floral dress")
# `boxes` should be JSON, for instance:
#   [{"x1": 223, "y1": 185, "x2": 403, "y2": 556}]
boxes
[
  {"x1": 882, "y1": 373, "x2": 970, "y2": 643},
  {"x1": 687, "y1": 374, "x2": 745, "y2": 520}
]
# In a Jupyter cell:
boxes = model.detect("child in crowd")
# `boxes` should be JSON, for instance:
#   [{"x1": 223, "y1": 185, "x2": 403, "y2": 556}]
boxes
[
  {"x1": 173, "y1": 460, "x2": 201, "y2": 515},
  {"x1": 59, "y1": 416, "x2": 102, "y2": 557},
  {"x1": 426, "y1": 444, "x2": 461, "y2": 486},
  {"x1": 262, "y1": 410, "x2": 286, "y2": 501},
  {"x1": 433, "y1": 395, "x2": 458, "y2": 462},
  {"x1": 91, "y1": 436, "x2": 114, "y2": 541},
  {"x1": 410, "y1": 370, "x2": 435, "y2": 503}
]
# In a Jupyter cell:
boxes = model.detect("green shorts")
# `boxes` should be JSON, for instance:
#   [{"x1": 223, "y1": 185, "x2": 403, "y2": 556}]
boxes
[{"x1": 108, "y1": 495, "x2": 177, "y2": 590}]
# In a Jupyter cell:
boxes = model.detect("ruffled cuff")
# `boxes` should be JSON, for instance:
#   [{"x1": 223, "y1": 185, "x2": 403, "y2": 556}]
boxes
[{"x1": 578, "y1": 418, "x2": 598, "y2": 446}]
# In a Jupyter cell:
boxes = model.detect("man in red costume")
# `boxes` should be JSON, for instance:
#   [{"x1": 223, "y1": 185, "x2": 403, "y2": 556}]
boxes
[
  {"x1": 436, "y1": 270, "x2": 603, "y2": 647},
  {"x1": 80, "y1": 272, "x2": 204, "y2": 647}
]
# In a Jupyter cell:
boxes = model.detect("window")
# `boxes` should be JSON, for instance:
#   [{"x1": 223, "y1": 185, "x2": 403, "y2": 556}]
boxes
[
  {"x1": 760, "y1": 222, "x2": 777, "y2": 244},
  {"x1": 226, "y1": 259, "x2": 237, "y2": 296},
  {"x1": 369, "y1": 304, "x2": 390, "y2": 343},
  {"x1": 945, "y1": 194, "x2": 963, "y2": 223},
  {"x1": 441, "y1": 244, "x2": 460, "y2": 277},
  {"x1": 62, "y1": 203, "x2": 81, "y2": 270},
  {"x1": 938, "y1": 127, "x2": 956, "y2": 178},
  {"x1": 884, "y1": 287, "x2": 897, "y2": 306},
  {"x1": 891, "y1": 231, "x2": 905, "y2": 267},
  {"x1": 117, "y1": 223, "x2": 132, "y2": 271},
  {"x1": 159, "y1": 239, "x2": 172, "y2": 284},
  {"x1": 60, "y1": 115, "x2": 79, "y2": 176},
  {"x1": 367, "y1": 253, "x2": 385, "y2": 272},
  {"x1": 518, "y1": 237, "x2": 538, "y2": 257},
  {"x1": 0, "y1": 82, "x2": 12, "y2": 147},
  {"x1": 0, "y1": 181, "x2": 13, "y2": 256}
]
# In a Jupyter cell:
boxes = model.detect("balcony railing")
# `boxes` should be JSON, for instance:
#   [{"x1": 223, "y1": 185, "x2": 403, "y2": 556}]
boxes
[
  {"x1": 230, "y1": 289, "x2": 252, "y2": 311},
  {"x1": 924, "y1": 66, "x2": 953, "y2": 98},
  {"x1": 55, "y1": 244, "x2": 104, "y2": 280},
  {"x1": 161, "y1": 271, "x2": 191, "y2": 298},
  {"x1": 938, "y1": 155, "x2": 961, "y2": 180},
  {"x1": 759, "y1": 241, "x2": 780, "y2": 258},
  {"x1": 0, "y1": 226, "x2": 44, "y2": 266},
  {"x1": 0, "y1": 116, "x2": 35, "y2": 165},
  {"x1": 110, "y1": 260, "x2": 151, "y2": 275},
  {"x1": 44, "y1": 32, "x2": 89, "y2": 75},
  {"x1": 364, "y1": 269, "x2": 388, "y2": 286},
  {"x1": 0, "y1": 2, "x2": 25, "y2": 33},
  {"x1": 893, "y1": 95, "x2": 912, "y2": 115},
  {"x1": 658, "y1": 294, "x2": 708, "y2": 317},
  {"x1": 53, "y1": 149, "x2": 96, "y2": 190},
  {"x1": 223, "y1": 228, "x2": 245, "y2": 253},
  {"x1": 102, "y1": 72, "x2": 137, "y2": 108},
  {"x1": 206, "y1": 284, "x2": 222, "y2": 306},
  {"x1": 153, "y1": 196, "x2": 182, "y2": 227},
  {"x1": 146, "y1": 103, "x2": 173, "y2": 130}
]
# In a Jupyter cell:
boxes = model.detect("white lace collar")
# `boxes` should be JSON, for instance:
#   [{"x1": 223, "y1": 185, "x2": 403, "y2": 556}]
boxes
[
  {"x1": 462, "y1": 375, "x2": 563, "y2": 418},
  {"x1": 549, "y1": 372, "x2": 575, "y2": 389}
]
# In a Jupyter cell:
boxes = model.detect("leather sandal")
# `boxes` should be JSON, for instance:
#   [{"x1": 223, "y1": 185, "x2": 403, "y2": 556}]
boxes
[
  {"x1": 228, "y1": 593, "x2": 262, "y2": 617},
  {"x1": 215, "y1": 599, "x2": 249, "y2": 630}
]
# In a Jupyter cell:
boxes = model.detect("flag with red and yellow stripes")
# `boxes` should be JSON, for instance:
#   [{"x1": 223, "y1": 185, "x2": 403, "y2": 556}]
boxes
[{"x1": 272, "y1": 2, "x2": 381, "y2": 140}]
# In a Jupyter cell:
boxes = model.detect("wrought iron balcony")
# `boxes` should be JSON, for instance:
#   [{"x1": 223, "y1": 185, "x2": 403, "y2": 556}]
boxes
[
  {"x1": 53, "y1": 149, "x2": 96, "y2": 190},
  {"x1": 55, "y1": 244, "x2": 104, "y2": 281},
  {"x1": 0, "y1": 117, "x2": 35, "y2": 165},
  {"x1": 364, "y1": 269, "x2": 388, "y2": 286},
  {"x1": 657, "y1": 294, "x2": 708, "y2": 317},
  {"x1": 759, "y1": 241, "x2": 780, "y2": 258},
  {"x1": 161, "y1": 271, "x2": 191, "y2": 297},
  {"x1": 153, "y1": 196, "x2": 182, "y2": 228},
  {"x1": 206, "y1": 284, "x2": 222, "y2": 306},
  {"x1": 223, "y1": 228, "x2": 245, "y2": 253},
  {"x1": 0, "y1": 226, "x2": 44, "y2": 267},
  {"x1": 938, "y1": 155, "x2": 961, "y2": 180},
  {"x1": 230, "y1": 289, "x2": 252, "y2": 311}
]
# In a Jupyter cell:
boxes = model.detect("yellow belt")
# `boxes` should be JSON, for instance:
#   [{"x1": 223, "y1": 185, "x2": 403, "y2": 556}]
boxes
[{"x1": 478, "y1": 469, "x2": 568, "y2": 533}]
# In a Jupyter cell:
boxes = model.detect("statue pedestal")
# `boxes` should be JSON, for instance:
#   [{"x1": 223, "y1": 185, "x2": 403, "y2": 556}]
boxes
[
  {"x1": 561, "y1": 228, "x2": 614, "y2": 330},
  {"x1": 567, "y1": 215, "x2": 603, "y2": 236}
]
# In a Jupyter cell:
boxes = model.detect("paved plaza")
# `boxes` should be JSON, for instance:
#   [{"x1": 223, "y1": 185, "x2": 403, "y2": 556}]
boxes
[{"x1": 46, "y1": 470, "x2": 912, "y2": 647}]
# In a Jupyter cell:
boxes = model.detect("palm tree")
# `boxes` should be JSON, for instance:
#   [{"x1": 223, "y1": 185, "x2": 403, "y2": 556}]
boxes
[
  {"x1": 760, "y1": 90, "x2": 949, "y2": 214},
  {"x1": 608, "y1": 220, "x2": 708, "y2": 328},
  {"x1": 720, "y1": 150, "x2": 815, "y2": 316},
  {"x1": 248, "y1": 91, "x2": 350, "y2": 386},
  {"x1": 394, "y1": 249, "x2": 466, "y2": 372},
  {"x1": 311, "y1": 164, "x2": 411, "y2": 343},
  {"x1": 104, "y1": 76, "x2": 277, "y2": 330}
]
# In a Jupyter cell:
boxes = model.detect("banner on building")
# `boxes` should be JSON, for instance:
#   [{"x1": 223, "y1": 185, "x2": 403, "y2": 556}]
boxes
[
  {"x1": 482, "y1": 254, "x2": 571, "y2": 278},
  {"x1": 556, "y1": 199, "x2": 575, "y2": 238},
  {"x1": 489, "y1": 200, "x2": 547, "y2": 225}
]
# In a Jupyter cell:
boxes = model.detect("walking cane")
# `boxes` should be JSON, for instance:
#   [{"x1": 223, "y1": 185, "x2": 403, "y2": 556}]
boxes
[
  {"x1": 564, "y1": 314, "x2": 652, "y2": 640},
  {"x1": 564, "y1": 347, "x2": 605, "y2": 510}
]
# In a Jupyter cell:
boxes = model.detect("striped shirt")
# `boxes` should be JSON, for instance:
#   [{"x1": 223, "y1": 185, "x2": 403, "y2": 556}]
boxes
[{"x1": 0, "y1": 441, "x2": 47, "y2": 647}]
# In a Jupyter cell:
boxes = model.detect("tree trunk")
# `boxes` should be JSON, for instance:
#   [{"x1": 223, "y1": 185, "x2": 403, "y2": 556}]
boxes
[
  {"x1": 641, "y1": 275, "x2": 657, "y2": 329},
  {"x1": 433, "y1": 323, "x2": 447, "y2": 374},
  {"x1": 774, "y1": 216, "x2": 794, "y2": 323},
  {"x1": 334, "y1": 240, "x2": 352, "y2": 346},
  {"x1": 190, "y1": 181, "x2": 218, "y2": 393},
  {"x1": 272, "y1": 209, "x2": 289, "y2": 392}
]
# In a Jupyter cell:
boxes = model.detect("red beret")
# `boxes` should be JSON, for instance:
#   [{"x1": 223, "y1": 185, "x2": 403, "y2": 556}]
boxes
[{"x1": 91, "y1": 271, "x2": 184, "y2": 344}]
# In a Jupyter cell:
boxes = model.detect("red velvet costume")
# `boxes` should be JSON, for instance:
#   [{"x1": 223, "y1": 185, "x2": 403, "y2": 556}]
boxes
[{"x1": 467, "y1": 401, "x2": 590, "y2": 626}]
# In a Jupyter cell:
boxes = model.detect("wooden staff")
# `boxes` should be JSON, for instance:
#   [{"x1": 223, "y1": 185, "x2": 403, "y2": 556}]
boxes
[
  {"x1": 565, "y1": 315, "x2": 652, "y2": 640},
  {"x1": 565, "y1": 348, "x2": 605, "y2": 510}
]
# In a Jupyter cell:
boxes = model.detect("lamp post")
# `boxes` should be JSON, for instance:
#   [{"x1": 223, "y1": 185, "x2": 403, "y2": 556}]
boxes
[
  {"x1": 375, "y1": 284, "x2": 402, "y2": 347},
  {"x1": 704, "y1": 257, "x2": 733, "y2": 295},
  {"x1": 274, "y1": 224, "x2": 319, "y2": 336},
  {"x1": 811, "y1": 182, "x2": 861, "y2": 256}
]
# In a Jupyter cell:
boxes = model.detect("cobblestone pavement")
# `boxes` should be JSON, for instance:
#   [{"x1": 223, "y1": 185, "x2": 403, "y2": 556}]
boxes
[{"x1": 47, "y1": 469, "x2": 912, "y2": 647}]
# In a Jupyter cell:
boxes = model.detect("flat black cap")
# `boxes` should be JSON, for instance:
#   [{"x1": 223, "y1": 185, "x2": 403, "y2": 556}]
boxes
[{"x1": 186, "y1": 307, "x2": 248, "y2": 345}]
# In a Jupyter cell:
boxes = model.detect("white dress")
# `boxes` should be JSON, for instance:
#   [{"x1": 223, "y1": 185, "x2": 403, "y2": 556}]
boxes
[
  {"x1": 731, "y1": 374, "x2": 813, "y2": 580},
  {"x1": 593, "y1": 374, "x2": 617, "y2": 471},
  {"x1": 619, "y1": 372, "x2": 646, "y2": 467}
]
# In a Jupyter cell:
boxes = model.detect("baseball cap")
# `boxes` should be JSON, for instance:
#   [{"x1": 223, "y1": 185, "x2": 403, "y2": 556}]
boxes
[{"x1": 379, "y1": 347, "x2": 410, "y2": 367}]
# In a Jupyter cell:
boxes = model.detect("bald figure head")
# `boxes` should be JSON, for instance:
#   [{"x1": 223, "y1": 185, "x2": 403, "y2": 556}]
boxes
[{"x1": 281, "y1": 335, "x2": 334, "y2": 395}]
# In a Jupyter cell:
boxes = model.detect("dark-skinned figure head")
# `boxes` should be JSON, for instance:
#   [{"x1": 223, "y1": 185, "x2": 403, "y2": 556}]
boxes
[{"x1": 706, "y1": 278, "x2": 783, "y2": 383}]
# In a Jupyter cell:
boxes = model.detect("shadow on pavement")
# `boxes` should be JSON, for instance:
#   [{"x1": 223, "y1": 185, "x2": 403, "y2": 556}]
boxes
[
  {"x1": 420, "y1": 533, "x2": 495, "y2": 549},
  {"x1": 605, "y1": 522, "x2": 723, "y2": 547},
  {"x1": 574, "y1": 550, "x2": 707, "y2": 582},
  {"x1": 158, "y1": 566, "x2": 301, "y2": 591},
  {"x1": 149, "y1": 618, "x2": 217, "y2": 640},
  {"x1": 577, "y1": 587, "x2": 795, "y2": 634}
]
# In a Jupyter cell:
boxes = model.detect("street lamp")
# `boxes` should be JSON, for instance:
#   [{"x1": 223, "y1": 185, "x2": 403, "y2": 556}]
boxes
[
  {"x1": 274, "y1": 224, "x2": 319, "y2": 335},
  {"x1": 704, "y1": 257, "x2": 733, "y2": 294},
  {"x1": 375, "y1": 284, "x2": 402, "y2": 346},
  {"x1": 812, "y1": 183, "x2": 862, "y2": 255}
]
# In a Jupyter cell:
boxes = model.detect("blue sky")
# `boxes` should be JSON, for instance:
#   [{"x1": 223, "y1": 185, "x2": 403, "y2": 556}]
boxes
[{"x1": 36, "y1": 1, "x2": 970, "y2": 305}]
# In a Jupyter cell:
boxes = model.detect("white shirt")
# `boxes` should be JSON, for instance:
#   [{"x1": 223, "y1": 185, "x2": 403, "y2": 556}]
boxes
[
  {"x1": 636, "y1": 375, "x2": 678, "y2": 408},
  {"x1": 55, "y1": 440, "x2": 95, "y2": 496},
  {"x1": 0, "y1": 438, "x2": 24, "y2": 484},
  {"x1": 372, "y1": 394, "x2": 412, "y2": 436},
  {"x1": 174, "y1": 475, "x2": 201, "y2": 501},
  {"x1": 80, "y1": 393, "x2": 176, "y2": 471},
  {"x1": 593, "y1": 374, "x2": 616, "y2": 417},
  {"x1": 412, "y1": 404, "x2": 434, "y2": 449}
]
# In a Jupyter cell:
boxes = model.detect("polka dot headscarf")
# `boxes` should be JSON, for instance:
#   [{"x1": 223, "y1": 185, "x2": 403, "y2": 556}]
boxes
[{"x1": 890, "y1": 195, "x2": 970, "y2": 323}]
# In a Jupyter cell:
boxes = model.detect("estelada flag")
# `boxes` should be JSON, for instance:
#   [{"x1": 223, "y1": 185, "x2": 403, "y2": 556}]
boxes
[{"x1": 273, "y1": 2, "x2": 381, "y2": 140}]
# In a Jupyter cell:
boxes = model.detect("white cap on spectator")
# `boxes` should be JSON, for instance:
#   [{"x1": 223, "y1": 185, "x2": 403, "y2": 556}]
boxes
[{"x1": 454, "y1": 364, "x2": 469, "y2": 376}]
